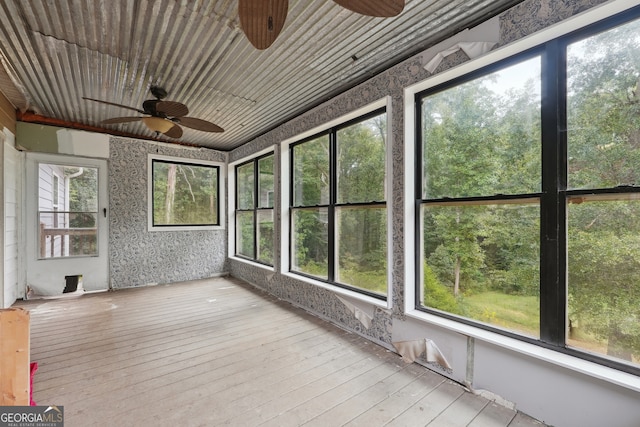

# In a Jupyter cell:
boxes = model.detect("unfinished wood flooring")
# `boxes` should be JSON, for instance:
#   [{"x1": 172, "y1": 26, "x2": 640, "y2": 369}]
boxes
[{"x1": 17, "y1": 278, "x2": 546, "y2": 427}]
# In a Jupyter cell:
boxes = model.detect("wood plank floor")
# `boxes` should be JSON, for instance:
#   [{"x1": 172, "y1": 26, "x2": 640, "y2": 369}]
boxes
[{"x1": 17, "y1": 277, "x2": 547, "y2": 427}]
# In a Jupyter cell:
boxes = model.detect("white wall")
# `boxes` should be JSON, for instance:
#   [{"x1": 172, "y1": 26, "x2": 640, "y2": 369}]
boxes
[
  {"x1": 3, "y1": 130, "x2": 22, "y2": 307},
  {"x1": 472, "y1": 340, "x2": 640, "y2": 427}
]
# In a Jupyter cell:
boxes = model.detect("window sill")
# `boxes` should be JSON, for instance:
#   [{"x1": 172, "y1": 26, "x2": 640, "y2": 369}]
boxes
[
  {"x1": 282, "y1": 271, "x2": 390, "y2": 310},
  {"x1": 406, "y1": 308, "x2": 640, "y2": 393},
  {"x1": 229, "y1": 256, "x2": 275, "y2": 271},
  {"x1": 148, "y1": 225, "x2": 225, "y2": 232}
]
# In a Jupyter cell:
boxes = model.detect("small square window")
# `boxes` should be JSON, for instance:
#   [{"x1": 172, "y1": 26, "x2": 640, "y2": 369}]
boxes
[{"x1": 148, "y1": 155, "x2": 223, "y2": 231}]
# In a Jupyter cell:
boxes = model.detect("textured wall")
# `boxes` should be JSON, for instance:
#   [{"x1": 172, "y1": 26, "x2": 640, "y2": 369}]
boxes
[
  {"x1": 228, "y1": 61, "x2": 429, "y2": 345},
  {"x1": 227, "y1": 0, "x2": 610, "y2": 346},
  {"x1": 109, "y1": 137, "x2": 227, "y2": 288},
  {"x1": 499, "y1": 0, "x2": 608, "y2": 45}
]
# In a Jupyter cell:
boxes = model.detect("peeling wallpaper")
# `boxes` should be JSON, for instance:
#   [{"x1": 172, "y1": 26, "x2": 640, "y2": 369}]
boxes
[
  {"x1": 226, "y1": 0, "x2": 611, "y2": 346},
  {"x1": 109, "y1": 137, "x2": 227, "y2": 288}
]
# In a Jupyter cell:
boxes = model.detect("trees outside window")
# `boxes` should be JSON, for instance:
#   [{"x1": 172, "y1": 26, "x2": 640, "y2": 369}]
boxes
[
  {"x1": 151, "y1": 158, "x2": 219, "y2": 228},
  {"x1": 291, "y1": 110, "x2": 388, "y2": 298},
  {"x1": 565, "y1": 17, "x2": 640, "y2": 364},
  {"x1": 419, "y1": 57, "x2": 542, "y2": 337},
  {"x1": 292, "y1": 135, "x2": 330, "y2": 278},
  {"x1": 417, "y1": 11, "x2": 640, "y2": 372},
  {"x1": 235, "y1": 153, "x2": 275, "y2": 265}
]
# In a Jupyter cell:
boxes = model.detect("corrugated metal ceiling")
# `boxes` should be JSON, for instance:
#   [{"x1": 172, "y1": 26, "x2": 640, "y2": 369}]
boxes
[{"x1": 0, "y1": 0, "x2": 523, "y2": 151}]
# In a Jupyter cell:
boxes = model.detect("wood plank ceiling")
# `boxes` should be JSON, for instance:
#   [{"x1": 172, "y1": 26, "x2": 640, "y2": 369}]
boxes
[{"x1": 0, "y1": 0, "x2": 524, "y2": 151}]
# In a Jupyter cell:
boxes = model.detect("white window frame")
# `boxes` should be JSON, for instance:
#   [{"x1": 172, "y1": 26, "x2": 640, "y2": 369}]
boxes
[
  {"x1": 52, "y1": 172, "x2": 61, "y2": 210},
  {"x1": 228, "y1": 147, "x2": 277, "y2": 271},
  {"x1": 147, "y1": 154, "x2": 225, "y2": 232}
]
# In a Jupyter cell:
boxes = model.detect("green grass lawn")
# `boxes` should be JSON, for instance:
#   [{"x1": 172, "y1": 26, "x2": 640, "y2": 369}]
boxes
[
  {"x1": 338, "y1": 269, "x2": 387, "y2": 296},
  {"x1": 296, "y1": 263, "x2": 387, "y2": 296},
  {"x1": 462, "y1": 291, "x2": 540, "y2": 336},
  {"x1": 443, "y1": 291, "x2": 639, "y2": 363}
]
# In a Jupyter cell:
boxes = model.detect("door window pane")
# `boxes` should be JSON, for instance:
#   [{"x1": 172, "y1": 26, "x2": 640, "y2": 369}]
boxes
[{"x1": 38, "y1": 164, "x2": 98, "y2": 258}]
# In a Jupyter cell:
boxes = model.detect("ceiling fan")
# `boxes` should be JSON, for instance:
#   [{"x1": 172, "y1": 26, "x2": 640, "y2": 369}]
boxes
[
  {"x1": 239, "y1": 0, "x2": 405, "y2": 50},
  {"x1": 83, "y1": 86, "x2": 224, "y2": 139}
]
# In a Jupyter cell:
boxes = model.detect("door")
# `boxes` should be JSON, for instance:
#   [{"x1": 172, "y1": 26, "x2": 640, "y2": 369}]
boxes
[{"x1": 26, "y1": 153, "x2": 108, "y2": 295}]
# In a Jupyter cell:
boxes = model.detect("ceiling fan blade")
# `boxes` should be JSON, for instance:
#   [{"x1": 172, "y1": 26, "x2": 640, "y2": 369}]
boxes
[
  {"x1": 164, "y1": 123, "x2": 183, "y2": 139},
  {"x1": 238, "y1": 0, "x2": 288, "y2": 50},
  {"x1": 83, "y1": 97, "x2": 145, "y2": 114},
  {"x1": 333, "y1": 0, "x2": 404, "y2": 17},
  {"x1": 101, "y1": 117, "x2": 143, "y2": 124},
  {"x1": 177, "y1": 117, "x2": 224, "y2": 133},
  {"x1": 155, "y1": 100, "x2": 189, "y2": 117}
]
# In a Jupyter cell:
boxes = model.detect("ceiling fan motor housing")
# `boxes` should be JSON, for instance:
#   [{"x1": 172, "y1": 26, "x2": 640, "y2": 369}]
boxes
[
  {"x1": 150, "y1": 85, "x2": 168, "y2": 99},
  {"x1": 143, "y1": 99, "x2": 163, "y2": 117}
]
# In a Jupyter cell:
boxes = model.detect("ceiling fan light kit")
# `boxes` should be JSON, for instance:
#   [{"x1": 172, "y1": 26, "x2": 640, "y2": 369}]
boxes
[{"x1": 142, "y1": 117, "x2": 175, "y2": 134}]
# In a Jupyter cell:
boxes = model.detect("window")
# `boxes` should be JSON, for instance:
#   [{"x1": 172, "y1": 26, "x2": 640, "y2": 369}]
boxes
[
  {"x1": 235, "y1": 153, "x2": 275, "y2": 265},
  {"x1": 418, "y1": 56, "x2": 542, "y2": 337},
  {"x1": 52, "y1": 174, "x2": 60, "y2": 209},
  {"x1": 149, "y1": 156, "x2": 221, "y2": 230},
  {"x1": 416, "y1": 10, "x2": 640, "y2": 374},
  {"x1": 565, "y1": 16, "x2": 640, "y2": 368},
  {"x1": 38, "y1": 164, "x2": 98, "y2": 258},
  {"x1": 290, "y1": 109, "x2": 388, "y2": 299}
]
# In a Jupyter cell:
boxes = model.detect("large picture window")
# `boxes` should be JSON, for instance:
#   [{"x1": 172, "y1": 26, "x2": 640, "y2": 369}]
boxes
[
  {"x1": 419, "y1": 56, "x2": 542, "y2": 337},
  {"x1": 416, "y1": 10, "x2": 640, "y2": 373},
  {"x1": 149, "y1": 156, "x2": 221, "y2": 230},
  {"x1": 235, "y1": 153, "x2": 275, "y2": 265},
  {"x1": 290, "y1": 109, "x2": 388, "y2": 299},
  {"x1": 565, "y1": 15, "x2": 640, "y2": 367}
]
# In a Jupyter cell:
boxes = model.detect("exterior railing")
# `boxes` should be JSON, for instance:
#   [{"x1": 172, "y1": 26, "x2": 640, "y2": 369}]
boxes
[{"x1": 39, "y1": 223, "x2": 97, "y2": 258}]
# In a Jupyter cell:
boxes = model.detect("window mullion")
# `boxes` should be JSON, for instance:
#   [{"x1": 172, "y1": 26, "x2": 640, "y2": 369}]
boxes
[
  {"x1": 289, "y1": 147, "x2": 294, "y2": 273},
  {"x1": 539, "y1": 39, "x2": 567, "y2": 346},
  {"x1": 235, "y1": 166, "x2": 240, "y2": 258},
  {"x1": 253, "y1": 159, "x2": 258, "y2": 260},
  {"x1": 415, "y1": 94, "x2": 424, "y2": 310},
  {"x1": 328, "y1": 130, "x2": 337, "y2": 283}
]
